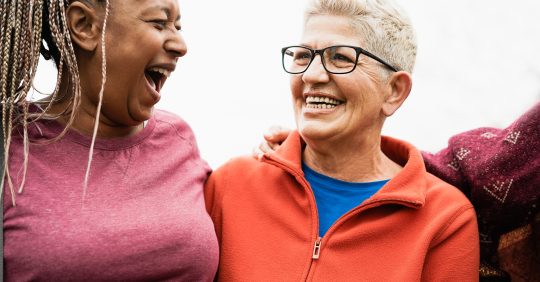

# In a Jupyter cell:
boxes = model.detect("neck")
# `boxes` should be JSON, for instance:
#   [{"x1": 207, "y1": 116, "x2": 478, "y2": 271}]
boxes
[
  {"x1": 45, "y1": 76, "x2": 144, "y2": 138},
  {"x1": 303, "y1": 135, "x2": 402, "y2": 182}
]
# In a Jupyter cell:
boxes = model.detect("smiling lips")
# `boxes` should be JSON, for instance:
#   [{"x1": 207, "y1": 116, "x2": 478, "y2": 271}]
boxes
[
  {"x1": 145, "y1": 67, "x2": 172, "y2": 93},
  {"x1": 305, "y1": 95, "x2": 344, "y2": 109}
]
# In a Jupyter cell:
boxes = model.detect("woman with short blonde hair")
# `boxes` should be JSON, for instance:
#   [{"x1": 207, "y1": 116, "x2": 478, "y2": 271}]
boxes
[{"x1": 205, "y1": 0, "x2": 479, "y2": 280}]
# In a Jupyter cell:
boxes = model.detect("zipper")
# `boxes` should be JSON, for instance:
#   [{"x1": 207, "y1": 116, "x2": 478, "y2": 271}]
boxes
[
  {"x1": 261, "y1": 156, "x2": 322, "y2": 280},
  {"x1": 312, "y1": 237, "x2": 322, "y2": 259}
]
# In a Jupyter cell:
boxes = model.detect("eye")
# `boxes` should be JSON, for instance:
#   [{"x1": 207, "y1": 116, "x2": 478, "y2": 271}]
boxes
[
  {"x1": 296, "y1": 51, "x2": 311, "y2": 60},
  {"x1": 331, "y1": 52, "x2": 354, "y2": 63},
  {"x1": 293, "y1": 50, "x2": 312, "y2": 64},
  {"x1": 148, "y1": 19, "x2": 168, "y2": 30}
]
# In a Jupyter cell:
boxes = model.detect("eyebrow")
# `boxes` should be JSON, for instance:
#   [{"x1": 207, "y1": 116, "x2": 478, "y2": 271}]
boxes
[{"x1": 140, "y1": 5, "x2": 181, "y2": 21}]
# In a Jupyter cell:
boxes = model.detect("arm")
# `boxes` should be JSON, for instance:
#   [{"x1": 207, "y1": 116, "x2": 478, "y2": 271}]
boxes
[
  {"x1": 204, "y1": 167, "x2": 231, "y2": 282},
  {"x1": 422, "y1": 102, "x2": 540, "y2": 278},
  {"x1": 204, "y1": 168, "x2": 225, "y2": 224},
  {"x1": 422, "y1": 102, "x2": 540, "y2": 233},
  {"x1": 422, "y1": 206, "x2": 480, "y2": 282},
  {"x1": 204, "y1": 171, "x2": 224, "y2": 249}
]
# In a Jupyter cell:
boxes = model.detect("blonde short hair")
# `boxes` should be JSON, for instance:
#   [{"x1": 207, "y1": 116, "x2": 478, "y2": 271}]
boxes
[{"x1": 305, "y1": 0, "x2": 417, "y2": 74}]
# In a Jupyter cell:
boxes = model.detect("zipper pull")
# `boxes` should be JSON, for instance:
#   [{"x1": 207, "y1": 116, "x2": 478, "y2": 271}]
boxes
[{"x1": 312, "y1": 237, "x2": 322, "y2": 259}]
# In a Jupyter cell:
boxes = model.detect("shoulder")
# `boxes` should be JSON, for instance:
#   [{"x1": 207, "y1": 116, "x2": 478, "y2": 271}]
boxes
[
  {"x1": 382, "y1": 135, "x2": 474, "y2": 212},
  {"x1": 425, "y1": 171, "x2": 472, "y2": 205},
  {"x1": 206, "y1": 155, "x2": 281, "y2": 196},
  {"x1": 209, "y1": 156, "x2": 264, "y2": 182},
  {"x1": 423, "y1": 172, "x2": 476, "y2": 221},
  {"x1": 152, "y1": 109, "x2": 197, "y2": 144},
  {"x1": 153, "y1": 109, "x2": 191, "y2": 130},
  {"x1": 204, "y1": 156, "x2": 263, "y2": 213}
]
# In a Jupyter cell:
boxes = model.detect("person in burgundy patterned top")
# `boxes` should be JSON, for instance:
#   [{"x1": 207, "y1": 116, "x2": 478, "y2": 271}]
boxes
[
  {"x1": 260, "y1": 102, "x2": 539, "y2": 281},
  {"x1": 422, "y1": 102, "x2": 539, "y2": 281}
]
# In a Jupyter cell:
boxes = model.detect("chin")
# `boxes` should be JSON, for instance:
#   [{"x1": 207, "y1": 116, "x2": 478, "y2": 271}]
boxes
[
  {"x1": 129, "y1": 103, "x2": 155, "y2": 121},
  {"x1": 138, "y1": 110, "x2": 154, "y2": 123},
  {"x1": 297, "y1": 121, "x2": 337, "y2": 142}
]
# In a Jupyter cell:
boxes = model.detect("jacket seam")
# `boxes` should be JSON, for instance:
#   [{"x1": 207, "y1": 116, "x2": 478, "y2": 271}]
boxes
[{"x1": 431, "y1": 204, "x2": 474, "y2": 244}]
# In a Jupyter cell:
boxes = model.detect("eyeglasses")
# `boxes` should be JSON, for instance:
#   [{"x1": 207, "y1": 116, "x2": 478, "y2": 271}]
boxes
[{"x1": 281, "y1": 45, "x2": 398, "y2": 74}]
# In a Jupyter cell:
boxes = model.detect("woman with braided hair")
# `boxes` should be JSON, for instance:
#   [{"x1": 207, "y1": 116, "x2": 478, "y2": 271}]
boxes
[{"x1": 1, "y1": 0, "x2": 218, "y2": 280}]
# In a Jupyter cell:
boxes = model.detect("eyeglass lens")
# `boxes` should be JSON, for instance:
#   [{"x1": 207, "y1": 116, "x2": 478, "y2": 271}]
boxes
[{"x1": 282, "y1": 46, "x2": 358, "y2": 74}]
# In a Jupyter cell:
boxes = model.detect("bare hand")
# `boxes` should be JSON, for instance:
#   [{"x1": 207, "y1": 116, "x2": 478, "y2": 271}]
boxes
[{"x1": 252, "y1": 126, "x2": 292, "y2": 160}]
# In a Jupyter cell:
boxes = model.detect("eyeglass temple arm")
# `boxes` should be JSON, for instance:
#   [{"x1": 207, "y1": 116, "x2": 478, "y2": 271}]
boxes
[{"x1": 361, "y1": 49, "x2": 399, "y2": 72}]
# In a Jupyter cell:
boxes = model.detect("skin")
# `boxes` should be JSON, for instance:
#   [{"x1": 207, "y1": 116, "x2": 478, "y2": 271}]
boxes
[
  {"x1": 51, "y1": 0, "x2": 186, "y2": 138},
  {"x1": 291, "y1": 14, "x2": 412, "y2": 182}
]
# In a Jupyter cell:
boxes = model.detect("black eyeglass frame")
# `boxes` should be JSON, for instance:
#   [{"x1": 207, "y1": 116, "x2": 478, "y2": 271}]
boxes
[{"x1": 281, "y1": 45, "x2": 399, "y2": 74}]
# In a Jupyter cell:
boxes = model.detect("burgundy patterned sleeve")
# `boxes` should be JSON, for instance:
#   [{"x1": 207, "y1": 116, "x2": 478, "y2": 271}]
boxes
[{"x1": 422, "y1": 102, "x2": 540, "y2": 256}]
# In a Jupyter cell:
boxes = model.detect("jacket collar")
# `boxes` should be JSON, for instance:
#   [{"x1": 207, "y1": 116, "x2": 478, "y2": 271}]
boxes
[{"x1": 263, "y1": 131, "x2": 428, "y2": 209}]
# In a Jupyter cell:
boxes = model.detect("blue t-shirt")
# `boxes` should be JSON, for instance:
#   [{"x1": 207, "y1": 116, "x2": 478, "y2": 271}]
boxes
[{"x1": 302, "y1": 163, "x2": 389, "y2": 237}]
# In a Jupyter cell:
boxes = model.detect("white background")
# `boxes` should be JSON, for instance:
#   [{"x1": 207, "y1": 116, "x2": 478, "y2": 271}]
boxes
[{"x1": 34, "y1": 0, "x2": 540, "y2": 169}]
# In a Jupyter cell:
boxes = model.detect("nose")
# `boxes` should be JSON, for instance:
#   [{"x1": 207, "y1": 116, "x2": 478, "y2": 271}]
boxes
[
  {"x1": 164, "y1": 31, "x2": 187, "y2": 58},
  {"x1": 302, "y1": 54, "x2": 329, "y2": 84}
]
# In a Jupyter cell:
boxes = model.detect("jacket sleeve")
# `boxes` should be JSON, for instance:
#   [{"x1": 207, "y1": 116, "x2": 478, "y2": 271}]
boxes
[{"x1": 422, "y1": 206, "x2": 480, "y2": 282}]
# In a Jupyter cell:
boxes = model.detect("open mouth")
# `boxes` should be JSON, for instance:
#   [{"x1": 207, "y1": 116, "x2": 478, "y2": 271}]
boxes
[
  {"x1": 305, "y1": 96, "x2": 344, "y2": 109},
  {"x1": 145, "y1": 67, "x2": 171, "y2": 93}
]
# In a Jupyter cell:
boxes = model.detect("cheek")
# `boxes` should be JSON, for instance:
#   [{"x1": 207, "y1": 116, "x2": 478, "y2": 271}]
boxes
[
  {"x1": 341, "y1": 78, "x2": 376, "y2": 103},
  {"x1": 290, "y1": 76, "x2": 303, "y2": 99}
]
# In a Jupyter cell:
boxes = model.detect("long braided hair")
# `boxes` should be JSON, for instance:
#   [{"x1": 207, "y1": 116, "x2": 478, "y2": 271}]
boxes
[{"x1": 0, "y1": 0, "x2": 109, "y2": 206}]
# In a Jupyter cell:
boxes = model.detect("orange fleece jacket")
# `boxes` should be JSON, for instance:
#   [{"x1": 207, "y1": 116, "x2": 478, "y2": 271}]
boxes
[{"x1": 205, "y1": 132, "x2": 479, "y2": 281}]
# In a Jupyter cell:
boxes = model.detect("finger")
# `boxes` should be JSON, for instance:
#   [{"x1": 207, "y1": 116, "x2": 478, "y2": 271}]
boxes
[
  {"x1": 263, "y1": 126, "x2": 279, "y2": 140},
  {"x1": 268, "y1": 141, "x2": 280, "y2": 150},
  {"x1": 259, "y1": 141, "x2": 274, "y2": 154},
  {"x1": 264, "y1": 125, "x2": 291, "y2": 142},
  {"x1": 252, "y1": 146, "x2": 264, "y2": 160}
]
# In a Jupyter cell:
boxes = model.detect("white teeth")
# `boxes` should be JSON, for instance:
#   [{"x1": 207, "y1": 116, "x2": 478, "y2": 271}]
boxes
[
  {"x1": 305, "y1": 96, "x2": 342, "y2": 105},
  {"x1": 148, "y1": 67, "x2": 171, "y2": 77},
  {"x1": 305, "y1": 103, "x2": 337, "y2": 109}
]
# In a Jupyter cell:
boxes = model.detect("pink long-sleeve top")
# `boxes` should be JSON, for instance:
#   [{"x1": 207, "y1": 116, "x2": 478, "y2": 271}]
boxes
[{"x1": 3, "y1": 109, "x2": 218, "y2": 281}]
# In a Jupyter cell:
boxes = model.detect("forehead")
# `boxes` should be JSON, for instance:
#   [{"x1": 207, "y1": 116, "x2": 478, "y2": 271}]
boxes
[
  {"x1": 301, "y1": 15, "x2": 363, "y2": 48},
  {"x1": 114, "y1": 0, "x2": 181, "y2": 17}
]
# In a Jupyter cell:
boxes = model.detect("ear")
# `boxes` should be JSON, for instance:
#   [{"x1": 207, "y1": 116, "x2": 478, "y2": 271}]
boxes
[
  {"x1": 382, "y1": 71, "x2": 412, "y2": 117},
  {"x1": 66, "y1": 1, "x2": 101, "y2": 52}
]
